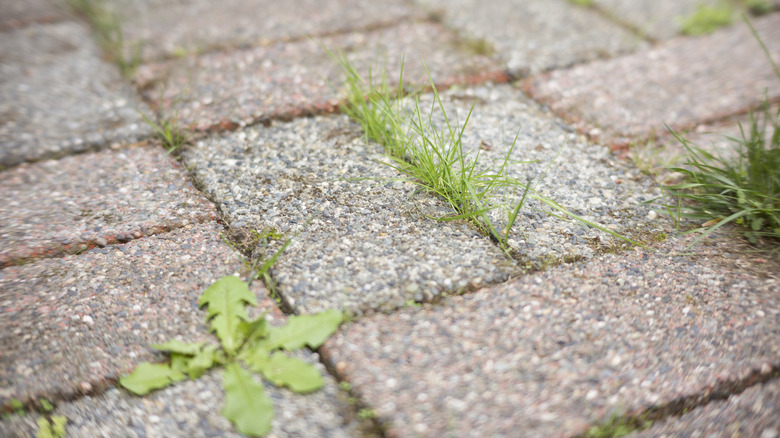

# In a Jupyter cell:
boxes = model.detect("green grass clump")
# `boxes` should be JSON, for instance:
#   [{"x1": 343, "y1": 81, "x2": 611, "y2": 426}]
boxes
[
  {"x1": 68, "y1": 0, "x2": 140, "y2": 78},
  {"x1": 678, "y1": 3, "x2": 734, "y2": 35},
  {"x1": 568, "y1": 0, "x2": 594, "y2": 6},
  {"x1": 584, "y1": 413, "x2": 652, "y2": 438},
  {"x1": 140, "y1": 88, "x2": 188, "y2": 154},
  {"x1": 659, "y1": 19, "x2": 780, "y2": 251},
  {"x1": 327, "y1": 49, "x2": 641, "y2": 256}
]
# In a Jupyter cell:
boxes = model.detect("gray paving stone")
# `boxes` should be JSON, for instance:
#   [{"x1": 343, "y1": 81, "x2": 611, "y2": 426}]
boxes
[
  {"x1": 0, "y1": 0, "x2": 73, "y2": 31},
  {"x1": 106, "y1": 0, "x2": 424, "y2": 62},
  {"x1": 408, "y1": 84, "x2": 665, "y2": 267},
  {"x1": 183, "y1": 114, "x2": 517, "y2": 315},
  {"x1": 135, "y1": 21, "x2": 506, "y2": 132},
  {"x1": 634, "y1": 379, "x2": 780, "y2": 438},
  {"x1": 412, "y1": 0, "x2": 644, "y2": 76},
  {"x1": 523, "y1": 13, "x2": 780, "y2": 149},
  {"x1": 0, "y1": 145, "x2": 215, "y2": 268},
  {"x1": 0, "y1": 223, "x2": 268, "y2": 407},
  {"x1": 0, "y1": 21, "x2": 151, "y2": 167},
  {"x1": 322, "y1": 233, "x2": 780, "y2": 437},
  {"x1": 0, "y1": 354, "x2": 360, "y2": 438},
  {"x1": 593, "y1": 0, "x2": 723, "y2": 41}
]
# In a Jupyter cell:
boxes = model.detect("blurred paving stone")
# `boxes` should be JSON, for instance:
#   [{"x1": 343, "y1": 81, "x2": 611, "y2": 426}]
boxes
[
  {"x1": 136, "y1": 21, "x2": 506, "y2": 132},
  {"x1": 0, "y1": 146, "x2": 216, "y2": 267},
  {"x1": 0, "y1": 355, "x2": 360, "y2": 438},
  {"x1": 0, "y1": 223, "x2": 273, "y2": 407},
  {"x1": 184, "y1": 114, "x2": 516, "y2": 315},
  {"x1": 592, "y1": 0, "x2": 723, "y2": 41},
  {"x1": 322, "y1": 234, "x2": 780, "y2": 437},
  {"x1": 106, "y1": 0, "x2": 425, "y2": 62},
  {"x1": 412, "y1": 0, "x2": 644, "y2": 76},
  {"x1": 523, "y1": 13, "x2": 780, "y2": 149},
  {"x1": 634, "y1": 379, "x2": 780, "y2": 437},
  {"x1": 408, "y1": 84, "x2": 665, "y2": 267},
  {"x1": 0, "y1": 0, "x2": 73, "y2": 31},
  {"x1": 0, "y1": 22, "x2": 151, "y2": 167}
]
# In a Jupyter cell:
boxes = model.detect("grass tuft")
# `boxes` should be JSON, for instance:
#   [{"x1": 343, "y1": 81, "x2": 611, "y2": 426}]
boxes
[
  {"x1": 139, "y1": 88, "x2": 188, "y2": 154},
  {"x1": 657, "y1": 18, "x2": 780, "y2": 252},
  {"x1": 678, "y1": 2, "x2": 734, "y2": 36}
]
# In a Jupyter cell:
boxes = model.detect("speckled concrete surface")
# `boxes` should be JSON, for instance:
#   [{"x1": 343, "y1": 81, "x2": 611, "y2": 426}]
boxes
[
  {"x1": 322, "y1": 233, "x2": 780, "y2": 437},
  {"x1": 135, "y1": 21, "x2": 506, "y2": 132},
  {"x1": 0, "y1": 21, "x2": 151, "y2": 167},
  {"x1": 523, "y1": 13, "x2": 780, "y2": 148},
  {"x1": 413, "y1": 0, "x2": 644, "y2": 76},
  {"x1": 0, "y1": 223, "x2": 268, "y2": 407},
  {"x1": 184, "y1": 114, "x2": 516, "y2": 315},
  {"x1": 634, "y1": 378, "x2": 780, "y2": 437},
  {"x1": 0, "y1": 353, "x2": 360, "y2": 438},
  {"x1": 592, "y1": 0, "x2": 722, "y2": 41},
  {"x1": 105, "y1": 0, "x2": 424, "y2": 62},
  {"x1": 0, "y1": 145, "x2": 216, "y2": 267},
  {"x1": 0, "y1": 0, "x2": 72, "y2": 31}
]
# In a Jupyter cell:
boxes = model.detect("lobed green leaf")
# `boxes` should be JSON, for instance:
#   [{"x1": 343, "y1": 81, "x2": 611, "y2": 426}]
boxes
[
  {"x1": 222, "y1": 363, "x2": 273, "y2": 437},
  {"x1": 119, "y1": 362, "x2": 184, "y2": 395},
  {"x1": 264, "y1": 309, "x2": 343, "y2": 350}
]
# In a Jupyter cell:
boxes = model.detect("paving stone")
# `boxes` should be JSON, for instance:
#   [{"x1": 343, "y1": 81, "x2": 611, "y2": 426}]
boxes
[
  {"x1": 523, "y1": 13, "x2": 780, "y2": 149},
  {"x1": 405, "y1": 84, "x2": 664, "y2": 268},
  {"x1": 0, "y1": 223, "x2": 274, "y2": 407},
  {"x1": 0, "y1": 21, "x2": 151, "y2": 167},
  {"x1": 106, "y1": 0, "x2": 424, "y2": 62},
  {"x1": 184, "y1": 113, "x2": 517, "y2": 315},
  {"x1": 322, "y1": 233, "x2": 780, "y2": 437},
  {"x1": 412, "y1": 0, "x2": 644, "y2": 76},
  {"x1": 635, "y1": 378, "x2": 780, "y2": 438},
  {"x1": 593, "y1": 0, "x2": 723, "y2": 41},
  {"x1": 0, "y1": 0, "x2": 73, "y2": 31},
  {"x1": 0, "y1": 354, "x2": 360, "y2": 438},
  {"x1": 135, "y1": 21, "x2": 506, "y2": 132},
  {"x1": 0, "y1": 145, "x2": 216, "y2": 267}
]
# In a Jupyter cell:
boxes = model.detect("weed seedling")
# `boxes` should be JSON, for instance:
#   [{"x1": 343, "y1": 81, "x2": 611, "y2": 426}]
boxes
[
  {"x1": 139, "y1": 87, "x2": 189, "y2": 154},
  {"x1": 678, "y1": 2, "x2": 733, "y2": 35}
]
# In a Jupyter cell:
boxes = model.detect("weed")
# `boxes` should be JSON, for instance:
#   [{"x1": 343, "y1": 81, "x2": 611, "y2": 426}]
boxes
[
  {"x1": 139, "y1": 87, "x2": 189, "y2": 155},
  {"x1": 744, "y1": 0, "x2": 773, "y2": 15},
  {"x1": 678, "y1": 2, "x2": 733, "y2": 35},
  {"x1": 568, "y1": 0, "x2": 593, "y2": 6},
  {"x1": 583, "y1": 413, "x2": 652, "y2": 438},
  {"x1": 67, "y1": 0, "x2": 140, "y2": 78},
  {"x1": 357, "y1": 408, "x2": 377, "y2": 420},
  {"x1": 657, "y1": 18, "x2": 779, "y2": 252},
  {"x1": 120, "y1": 275, "x2": 343, "y2": 437},
  {"x1": 328, "y1": 50, "x2": 643, "y2": 257},
  {"x1": 35, "y1": 415, "x2": 67, "y2": 438}
]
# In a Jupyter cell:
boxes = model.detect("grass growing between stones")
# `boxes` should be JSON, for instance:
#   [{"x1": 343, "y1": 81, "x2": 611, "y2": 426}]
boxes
[
  {"x1": 327, "y1": 49, "x2": 641, "y2": 257},
  {"x1": 139, "y1": 88, "x2": 189, "y2": 155},
  {"x1": 658, "y1": 19, "x2": 779, "y2": 253}
]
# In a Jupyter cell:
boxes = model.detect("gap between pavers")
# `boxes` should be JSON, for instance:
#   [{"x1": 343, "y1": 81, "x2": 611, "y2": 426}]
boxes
[
  {"x1": 0, "y1": 145, "x2": 215, "y2": 268},
  {"x1": 592, "y1": 0, "x2": 725, "y2": 41},
  {"x1": 104, "y1": 0, "x2": 426, "y2": 62},
  {"x1": 320, "y1": 233, "x2": 780, "y2": 437},
  {"x1": 134, "y1": 21, "x2": 506, "y2": 132},
  {"x1": 634, "y1": 377, "x2": 780, "y2": 437},
  {"x1": 183, "y1": 113, "x2": 516, "y2": 315},
  {"x1": 523, "y1": 12, "x2": 780, "y2": 150},
  {"x1": 0, "y1": 20, "x2": 151, "y2": 168},
  {"x1": 411, "y1": 0, "x2": 645, "y2": 77}
]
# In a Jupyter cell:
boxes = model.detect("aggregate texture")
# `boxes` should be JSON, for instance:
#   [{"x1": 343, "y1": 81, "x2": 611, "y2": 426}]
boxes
[
  {"x1": 183, "y1": 114, "x2": 517, "y2": 315},
  {"x1": 412, "y1": 0, "x2": 644, "y2": 76},
  {"x1": 0, "y1": 0, "x2": 73, "y2": 31},
  {"x1": 0, "y1": 145, "x2": 216, "y2": 267},
  {"x1": 0, "y1": 354, "x2": 360, "y2": 438},
  {"x1": 634, "y1": 378, "x2": 780, "y2": 437},
  {"x1": 135, "y1": 21, "x2": 506, "y2": 132},
  {"x1": 401, "y1": 84, "x2": 665, "y2": 268},
  {"x1": 0, "y1": 223, "x2": 267, "y2": 407},
  {"x1": 592, "y1": 0, "x2": 724, "y2": 41},
  {"x1": 523, "y1": 13, "x2": 780, "y2": 149},
  {"x1": 322, "y1": 233, "x2": 780, "y2": 437},
  {"x1": 0, "y1": 22, "x2": 151, "y2": 167},
  {"x1": 105, "y1": 0, "x2": 425, "y2": 62}
]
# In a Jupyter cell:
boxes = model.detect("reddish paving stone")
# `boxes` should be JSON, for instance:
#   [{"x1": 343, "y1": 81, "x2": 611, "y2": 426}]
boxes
[
  {"x1": 413, "y1": 0, "x2": 643, "y2": 76},
  {"x1": 107, "y1": 0, "x2": 425, "y2": 62},
  {"x1": 523, "y1": 13, "x2": 780, "y2": 150},
  {"x1": 0, "y1": 0, "x2": 73, "y2": 31},
  {"x1": 136, "y1": 21, "x2": 507, "y2": 132},
  {"x1": 635, "y1": 379, "x2": 780, "y2": 437},
  {"x1": 0, "y1": 21, "x2": 151, "y2": 167},
  {"x1": 322, "y1": 234, "x2": 780, "y2": 437},
  {"x1": 0, "y1": 222, "x2": 280, "y2": 407},
  {"x1": 0, "y1": 145, "x2": 215, "y2": 267}
]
